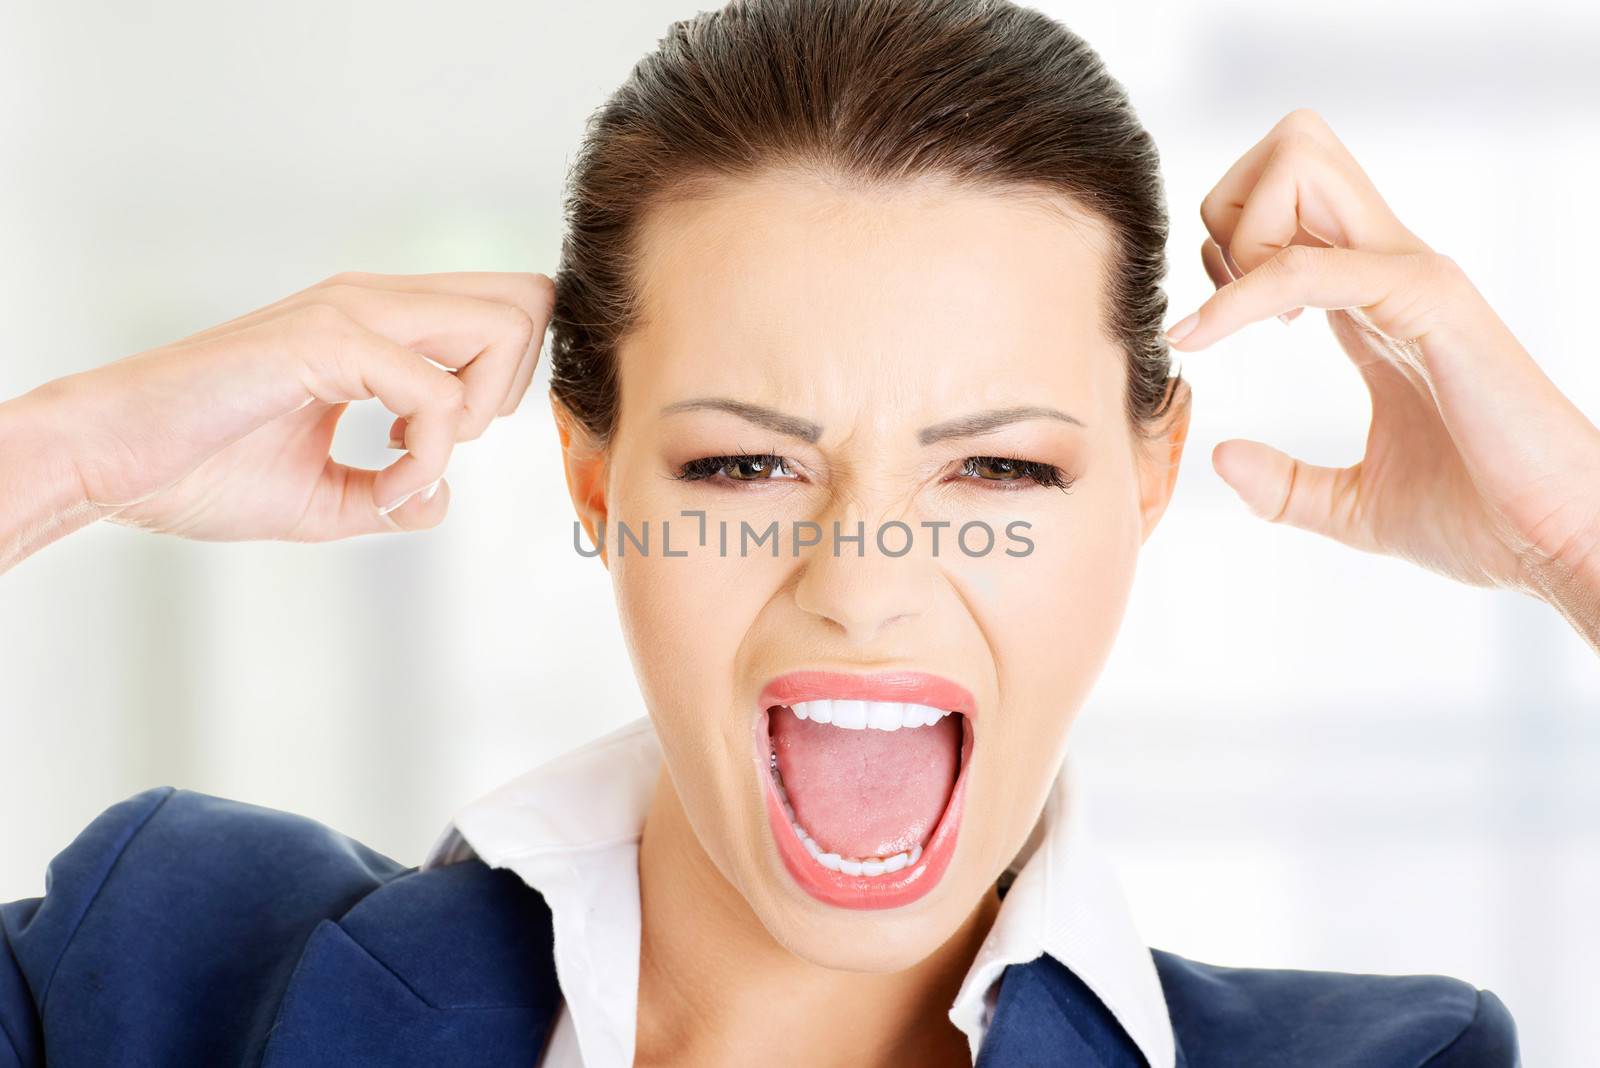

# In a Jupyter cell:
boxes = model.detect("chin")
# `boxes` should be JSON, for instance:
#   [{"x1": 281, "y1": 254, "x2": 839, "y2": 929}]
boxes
[{"x1": 756, "y1": 879, "x2": 987, "y2": 973}]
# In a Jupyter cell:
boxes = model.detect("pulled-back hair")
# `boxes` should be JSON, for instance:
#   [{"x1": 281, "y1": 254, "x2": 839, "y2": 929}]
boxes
[{"x1": 550, "y1": 0, "x2": 1182, "y2": 446}]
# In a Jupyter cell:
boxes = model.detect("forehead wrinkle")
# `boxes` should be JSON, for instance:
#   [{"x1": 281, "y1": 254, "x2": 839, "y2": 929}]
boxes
[
  {"x1": 621, "y1": 171, "x2": 1118, "y2": 445},
  {"x1": 639, "y1": 171, "x2": 1108, "y2": 344}
]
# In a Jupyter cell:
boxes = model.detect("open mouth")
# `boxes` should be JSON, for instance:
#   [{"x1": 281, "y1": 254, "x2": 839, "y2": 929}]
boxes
[{"x1": 752, "y1": 670, "x2": 976, "y2": 909}]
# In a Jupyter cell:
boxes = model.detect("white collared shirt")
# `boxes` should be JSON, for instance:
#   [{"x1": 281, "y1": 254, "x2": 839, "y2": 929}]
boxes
[{"x1": 424, "y1": 716, "x2": 1175, "y2": 1067}]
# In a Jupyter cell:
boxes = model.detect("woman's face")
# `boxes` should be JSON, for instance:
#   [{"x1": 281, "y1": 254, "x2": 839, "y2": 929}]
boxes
[{"x1": 557, "y1": 167, "x2": 1188, "y2": 971}]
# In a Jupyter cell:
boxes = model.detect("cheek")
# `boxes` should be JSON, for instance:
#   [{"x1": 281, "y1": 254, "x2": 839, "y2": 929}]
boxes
[
  {"x1": 608, "y1": 433, "x2": 830, "y2": 695},
  {"x1": 942, "y1": 480, "x2": 1141, "y2": 738},
  {"x1": 611, "y1": 538, "x2": 798, "y2": 891},
  {"x1": 606, "y1": 436, "x2": 802, "y2": 678},
  {"x1": 609, "y1": 461, "x2": 762, "y2": 701},
  {"x1": 613, "y1": 541, "x2": 766, "y2": 716},
  {"x1": 609, "y1": 515, "x2": 789, "y2": 774}
]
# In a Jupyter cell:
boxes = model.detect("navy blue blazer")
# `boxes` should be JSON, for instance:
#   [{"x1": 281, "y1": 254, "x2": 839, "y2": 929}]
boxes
[{"x1": 0, "y1": 788, "x2": 1519, "y2": 1066}]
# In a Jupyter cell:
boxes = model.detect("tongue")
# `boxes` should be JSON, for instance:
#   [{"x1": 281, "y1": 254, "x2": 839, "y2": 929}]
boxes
[{"x1": 770, "y1": 705, "x2": 960, "y2": 860}]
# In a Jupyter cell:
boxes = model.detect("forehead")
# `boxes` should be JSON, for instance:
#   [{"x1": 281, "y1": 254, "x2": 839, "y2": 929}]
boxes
[{"x1": 618, "y1": 168, "x2": 1121, "y2": 425}]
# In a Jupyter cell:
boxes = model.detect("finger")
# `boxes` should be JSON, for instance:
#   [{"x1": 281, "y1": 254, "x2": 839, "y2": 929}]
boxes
[
  {"x1": 189, "y1": 269, "x2": 554, "y2": 339},
  {"x1": 1227, "y1": 133, "x2": 1409, "y2": 280},
  {"x1": 185, "y1": 272, "x2": 555, "y2": 425},
  {"x1": 388, "y1": 323, "x2": 540, "y2": 441},
  {"x1": 1199, "y1": 109, "x2": 1424, "y2": 275},
  {"x1": 1214, "y1": 130, "x2": 1355, "y2": 274},
  {"x1": 298, "y1": 284, "x2": 536, "y2": 441},
  {"x1": 1207, "y1": 230, "x2": 1305, "y2": 326},
  {"x1": 314, "y1": 271, "x2": 555, "y2": 347},
  {"x1": 289, "y1": 462, "x2": 452, "y2": 539},
  {"x1": 377, "y1": 472, "x2": 449, "y2": 532},
  {"x1": 1213, "y1": 438, "x2": 1368, "y2": 547},
  {"x1": 1164, "y1": 245, "x2": 1461, "y2": 355},
  {"x1": 314, "y1": 271, "x2": 553, "y2": 417},
  {"x1": 217, "y1": 284, "x2": 528, "y2": 423},
  {"x1": 499, "y1": 325, "x2": 546, "y2": 416},
  {"x1": 274, "y1": 303, "x2": 466, "y2": 513}
]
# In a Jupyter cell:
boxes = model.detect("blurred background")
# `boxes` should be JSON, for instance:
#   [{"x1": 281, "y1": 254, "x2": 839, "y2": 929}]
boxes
[{"x1": 3, "y1": 0, "x2": 1597, "y2": 1060}]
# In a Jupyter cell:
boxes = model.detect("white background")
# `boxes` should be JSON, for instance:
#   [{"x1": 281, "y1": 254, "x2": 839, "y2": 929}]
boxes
[{"x1": 2, "y1": 0, "x2": 1597, "y2": 1061}]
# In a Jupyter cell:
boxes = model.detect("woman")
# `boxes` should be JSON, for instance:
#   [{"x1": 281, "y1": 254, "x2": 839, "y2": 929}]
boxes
[{"x1": 1, "y1": 0, "x2": 1594, "y2": 1064}]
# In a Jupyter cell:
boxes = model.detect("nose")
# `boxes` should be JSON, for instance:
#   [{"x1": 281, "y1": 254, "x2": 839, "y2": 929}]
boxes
[{"x1": 791, "y1": 502, "x2": 937, "y2": 646}]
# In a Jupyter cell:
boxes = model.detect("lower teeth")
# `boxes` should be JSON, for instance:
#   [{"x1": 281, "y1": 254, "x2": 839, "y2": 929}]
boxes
[{"x1": 771, "y1": 750, "x2": 925, "y2": 877}]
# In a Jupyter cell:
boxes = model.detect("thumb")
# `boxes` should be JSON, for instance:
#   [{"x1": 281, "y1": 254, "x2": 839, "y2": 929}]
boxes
[{"x1": 1212, "y1": 438, "x2": 1359, "y2": 541}]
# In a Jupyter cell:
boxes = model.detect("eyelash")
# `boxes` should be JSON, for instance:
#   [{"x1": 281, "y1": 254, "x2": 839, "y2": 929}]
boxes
[
  {"x1": 674, "y1": 453, "x2": 797, "y2": 483},
  {"x1": 671, "y1": 452, "x2": 1077, "y2": 492},
  {"x1": 956, "y1": 455, "x2": 1078, "y2": 492}
]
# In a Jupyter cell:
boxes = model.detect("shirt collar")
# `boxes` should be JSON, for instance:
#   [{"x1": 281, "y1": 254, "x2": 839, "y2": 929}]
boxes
[{"x1": 425, "y1": 716, "x2": 1174, "y2": 1068}]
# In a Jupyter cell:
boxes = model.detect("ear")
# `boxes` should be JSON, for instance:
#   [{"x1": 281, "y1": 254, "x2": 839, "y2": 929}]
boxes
[
  {"x1": 1135, "y1": 377, "x2": 1192, "y2": 544},
  {"x1": 550, "y1": 394, "x2": 610, "y2": 568}
]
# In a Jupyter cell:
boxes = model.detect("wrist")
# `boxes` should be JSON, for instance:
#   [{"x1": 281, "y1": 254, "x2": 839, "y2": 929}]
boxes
[
  {"x1": 1520, "y1": 497, "x2": 1600, "y2": 655},
  {"x1": 0, "y1": 379, "x2": 98, "y2": 573},
  {"x1": 1562, "y1": 526, "x2": 1600, "y2": 627}
]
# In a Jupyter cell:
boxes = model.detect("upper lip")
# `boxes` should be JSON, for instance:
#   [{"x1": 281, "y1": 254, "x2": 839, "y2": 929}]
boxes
[{"x1": 757, "y1": 669, "x2": 977, "y2": 720}]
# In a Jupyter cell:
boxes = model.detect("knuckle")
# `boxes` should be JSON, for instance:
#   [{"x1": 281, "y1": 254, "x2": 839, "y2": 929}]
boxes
[
  {"x1": 1276, "y1": 127, "x2": 1323, "y2": 162},
  {"x1": 439, "y1": 373, "x2": 468, "y2": 409},
  {"x1": 315, "y1": 282, "x2": 361, "y2": 305},
  {"x1": 505, "y1": 305, "x2": 538, "y2": 347},
  {"x1": 295, "y1": 301, "x2": 351, "y2": 334},
  {"x1": 1425, "y1": 251, "x2": 1465, "y2": 283},
  {"x1": 1415, "y1": 252, "x2": 1470, "y2": 305},
  {"x1": 1280, "y1": 107, "x2": 1329, "y2": 135},
  {"x1": 279, "y1": 303, "x2": 359, "y2": 391},
  {"x1": 516, "y1": 272, "x2": 557, "y2": 314},
  {"x1": 1271, "y1": 243, "x2": 1320, "y2": 276},
  {"x1": 314, "y1": 270, "x2": 369, "y2": 290}
]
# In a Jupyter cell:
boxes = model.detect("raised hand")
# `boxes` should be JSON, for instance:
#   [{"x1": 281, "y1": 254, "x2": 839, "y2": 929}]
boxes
[
  {"x1": 5, "y1": 271, "x2": 552, "y2": 561},
  {"x1": 1165, "y1": 109, "x2": 1600, "y2": 649}
]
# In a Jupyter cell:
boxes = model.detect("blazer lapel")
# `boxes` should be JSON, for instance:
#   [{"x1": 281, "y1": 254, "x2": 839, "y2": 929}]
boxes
[
  {"x1": 977, "y1": 953, "x2": 1162, "y2": 1067},
  {"x1": 260, "y1": 860, "x2": 563, "y2": 1067}
]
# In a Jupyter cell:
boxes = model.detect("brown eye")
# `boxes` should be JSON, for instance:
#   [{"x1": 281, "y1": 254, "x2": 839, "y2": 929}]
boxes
[
  {"x1": 957, "y1": 455, "x2": 1075, "y2": 491},
  {"x1": 674, "y1": 453, "x2": 798, "y2": 483},
  {"x1": 727, "y1": 455, "x2": 786, "y2": 480},
  {"x1": 966, "y1": 457, "x2": 1027, "y2": 480}
]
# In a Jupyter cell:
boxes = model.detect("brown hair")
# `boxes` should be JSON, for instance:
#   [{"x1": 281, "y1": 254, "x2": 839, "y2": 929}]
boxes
[{"x1": 550, "y1": 0, "x2": 1182, "y2": 447}]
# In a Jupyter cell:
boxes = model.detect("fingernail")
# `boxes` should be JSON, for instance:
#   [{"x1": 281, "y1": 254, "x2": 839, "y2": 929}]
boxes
[
  {"x1": 1165, "y1": 312, "x2": 1200, "y2": 344},
  {"x1": 387, "y1": 434, "x2": 405, "y2": 449},
  {"x1": 377, "y1": 488, "x2": 418, "y2": 516},
  {"x1": 421, "y1": 478, "x2": 441, "y2": 502}
]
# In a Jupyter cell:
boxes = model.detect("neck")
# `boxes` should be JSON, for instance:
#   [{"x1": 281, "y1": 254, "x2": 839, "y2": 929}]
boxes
[{"x1": 634, "y1": 766, "x2": 1000, "y2": 1067}]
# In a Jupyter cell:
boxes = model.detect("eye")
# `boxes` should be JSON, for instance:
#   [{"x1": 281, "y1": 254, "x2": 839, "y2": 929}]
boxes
[
  {"x1": 954, "y1": 455, "x2": 1077, "y2": 491},
  {"x1": 673, "y1": 452, "x2": 800, "y2": 484}
]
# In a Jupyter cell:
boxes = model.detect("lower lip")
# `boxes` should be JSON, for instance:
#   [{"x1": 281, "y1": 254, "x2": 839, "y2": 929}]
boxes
[{"x1": 754, "y1": 707, "x2": 974, "y2": 910}]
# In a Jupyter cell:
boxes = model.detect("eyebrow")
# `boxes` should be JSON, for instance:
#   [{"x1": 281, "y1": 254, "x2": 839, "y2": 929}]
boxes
[
  {"x1": 660, "y1": 398, "x2": 1086, "y2": 445},
  {"x1": 660, "y1": 398, "x2": 824, "y2": 444},
  {"x1": 917, "y1": 405, "x2": 1087, "y2": 445}
]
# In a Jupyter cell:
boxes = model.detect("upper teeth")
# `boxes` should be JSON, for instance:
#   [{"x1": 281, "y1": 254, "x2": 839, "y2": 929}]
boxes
[{"x1": 787, "y1": 699, "x2": 952, "y2": 731}]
